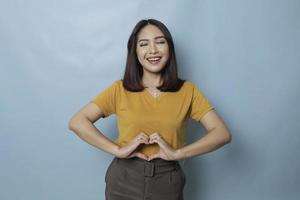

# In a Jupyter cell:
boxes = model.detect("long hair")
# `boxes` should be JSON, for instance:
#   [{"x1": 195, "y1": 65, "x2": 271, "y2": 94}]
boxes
[{"x1": 122, "y1": 18, "x2": 185, "y2": 92}]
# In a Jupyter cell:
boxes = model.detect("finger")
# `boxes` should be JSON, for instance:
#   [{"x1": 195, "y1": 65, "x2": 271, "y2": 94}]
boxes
[
  {"x1": 143, "y1": 135, "x2": 150, "y2": 144},
  {"x1": 156, "y1": 139, "x2": 171, "y2": 150},
  {"x1": 134, "y1": 135, "x2": 149, "y2": 145},
  {"x1": 153, "y1": 133, "x2": 162, "y2": 140},
  {"x1": 151, "y1": 138, "x2": 171, "y2": 152},
  {"x1": 138, "y1": 136, "x2": 149, "y2": 144},
  {"x1": 136, "y1": 152, "x2": 148, "y2": 160},
  {"x1": 148, "y1": 153, "x2": 160, "y2": 161},
  {"x1": 127, "y1": 151, "x2": 137, "y2": 158},
  {"x1": 130, "y1": 151, "x2": 147, "y2": 160},
  {"x1": 149, "y1": 132, "x2": 159, "y2": 138},
  {"x1": 140, "y1": 132, "x2": 150, "y2": 140},
  {"x1": 149, "y1": 137, "x2": 157, "y2": 144},
  {"x1": 141, "y1": 133, "x2": 150, "y2": 143},
  {"x1": 149, "y1": 135, "x2": 164, "y2": 144},
  {"x1": 142, "y1": 132, "x2": 150, "y2": 138},
  {"x1": 149, "y1": 134, "x2": 157, "y2": 142}
]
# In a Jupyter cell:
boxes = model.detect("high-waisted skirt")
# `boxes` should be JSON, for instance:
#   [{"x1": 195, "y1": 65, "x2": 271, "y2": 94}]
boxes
[{"x1": 105, "y1": 156, "x2": 186, "y2": 200}]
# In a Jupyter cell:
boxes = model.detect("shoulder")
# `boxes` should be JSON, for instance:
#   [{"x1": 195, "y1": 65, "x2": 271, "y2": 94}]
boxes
[
  {"x1": 108, "y1": 79, "x2": 127, "y2": 95},
  {"x1": 114, "y1": 79, "x2": 125, "y2": 91},
  {"x1": 108, "y1": 79, "x2": 122, "y2": 89},
  {"x1": 111, "y1": 79, "x2": 122, "y2": 85},
  {"x1": 96, "y1": 79, "x2": 122, "y2": 94},
  {"x1": 182, "y1": 80, "x2": 197, "y2": 91},
  {"x1": 114, "y1": 79, "x2": 122, "y2": 84},
  {"x1": 183, "y1": 80, "x2": 194, "y2": 86},
  {"x1": 182, "y1": 81, "x2": 208, "y2": 97}
]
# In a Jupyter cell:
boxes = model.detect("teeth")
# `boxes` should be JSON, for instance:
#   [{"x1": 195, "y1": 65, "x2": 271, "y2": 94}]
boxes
[{"x1": 147, "y1": 57, "x2": 161, "y2": 61}]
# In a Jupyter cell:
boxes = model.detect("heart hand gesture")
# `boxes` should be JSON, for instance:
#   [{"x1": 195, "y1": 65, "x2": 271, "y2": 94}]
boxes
[
  {"x1": 115, "y1": 132, "x2": 149, "y2": 160},
  {"x1": 115, "y1": 132, "x2": 180, "y2": 161},
  {"x1": 147, "y1": 132, "x2": 178, "y2": 161}
]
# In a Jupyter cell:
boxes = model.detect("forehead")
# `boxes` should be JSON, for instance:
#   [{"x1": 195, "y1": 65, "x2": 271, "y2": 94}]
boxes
[{"x1": 137, "y1": 24, "x2": 165, "y2": 40}]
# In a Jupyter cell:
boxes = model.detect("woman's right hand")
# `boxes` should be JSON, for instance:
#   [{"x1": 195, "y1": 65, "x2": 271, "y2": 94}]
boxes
[{"x1": 115, "y1": 132, "x2": 149, "y2": 160}]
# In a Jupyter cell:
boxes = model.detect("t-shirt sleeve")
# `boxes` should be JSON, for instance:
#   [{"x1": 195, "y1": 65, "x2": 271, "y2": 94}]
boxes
[
  {"x1": 90, "y1": 81, "x2": 119, "y2": 118},
  {"x1": 189, "y1": 83, "x2": 214, "y2": 122}
]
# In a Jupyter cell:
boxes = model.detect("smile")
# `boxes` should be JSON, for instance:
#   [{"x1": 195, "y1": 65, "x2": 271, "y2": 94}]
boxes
[{"x1": 147, "y1": 56, "x2": 162, "y2": 64}]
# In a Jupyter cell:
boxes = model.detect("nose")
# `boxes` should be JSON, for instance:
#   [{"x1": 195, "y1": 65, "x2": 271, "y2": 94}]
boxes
[{"x1": 149, "y1": 42, "x2": 158, "y2": 54}]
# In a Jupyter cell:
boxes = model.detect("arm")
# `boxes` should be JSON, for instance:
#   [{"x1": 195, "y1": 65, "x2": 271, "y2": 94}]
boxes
[
  {"x1": 176, "y1": 109, "x2": 232, "y2": 159},
  {"x1": 68, "y1": 102, "x2": 120, "y2": 156}
]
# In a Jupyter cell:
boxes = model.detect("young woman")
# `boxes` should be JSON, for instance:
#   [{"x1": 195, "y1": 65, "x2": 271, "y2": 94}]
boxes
[{"x1": 69, "y1": 19, "x2": 231, "y2": 200}]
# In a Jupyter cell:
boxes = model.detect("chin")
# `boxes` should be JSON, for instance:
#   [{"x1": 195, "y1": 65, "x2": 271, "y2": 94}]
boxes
[
  {"x1": 143, "y1": 61, "x2": 167, "y2": 72},
  {"x1": 144, "y1": 65, "x2": 166, "y2": 73}
]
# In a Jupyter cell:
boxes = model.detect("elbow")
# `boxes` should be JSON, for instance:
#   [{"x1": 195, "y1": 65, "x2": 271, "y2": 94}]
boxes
[
  {"x1": 68, "y1": 115, "x2": 91, "y2": 132},
  {"x1": 224, "y1": 132, "x2": 232, "y2": 144},
  {"x1": 68, "y1": 118, "x2": 76, "y2": 131},
  {"x1": 220, "y1": 125, "x2": 232, "y2": 144},
  {"x1": 68, "y1": 116, "x2": 81, "y2": 131},
  {"x1": 226, "y1": 137, "x2": 232, "y2": 144},
  {"x1": 214, "y1": 126, "x2": 232, "y2": 144}
]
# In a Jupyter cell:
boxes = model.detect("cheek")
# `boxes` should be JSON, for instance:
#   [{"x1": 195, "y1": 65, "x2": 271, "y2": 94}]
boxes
[
  {"x1": 165, "y1": 49, "x2": 170, "y2": 57},
  {"x1": 162, "y1": 47, "x2": 170, "y2": 59},
  {"x1": 160, "y1": 45, "x2": 169, "y2": 55},
  {"x1": 136, "y1": 51, "x2": 142, "y2": 61},
  {"x1": 136, "y1": 51, "x2": 147, "y2": 65},
  {"x1": 136, "y1": 48, "x2": 146, "y2": 59}
]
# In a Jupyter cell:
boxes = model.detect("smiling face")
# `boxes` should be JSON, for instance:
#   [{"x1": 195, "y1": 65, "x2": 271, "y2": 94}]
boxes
[{"x1": 136, "y1": 24, "x2": 170, "y2": 74}]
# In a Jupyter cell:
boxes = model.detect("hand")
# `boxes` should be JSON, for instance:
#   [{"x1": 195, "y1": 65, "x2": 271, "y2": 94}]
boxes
[
  {"x1": 115, "y1": 132, "x2": 149, "y2": 160},
  {"x1": 147, "y1": 132, "x2": 179, "y2": 161}
]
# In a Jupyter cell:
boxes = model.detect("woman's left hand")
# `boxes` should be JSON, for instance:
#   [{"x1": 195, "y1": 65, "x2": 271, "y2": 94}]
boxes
[{"x1": 147, "y1": 132, "x2": 179, "y2": 161}]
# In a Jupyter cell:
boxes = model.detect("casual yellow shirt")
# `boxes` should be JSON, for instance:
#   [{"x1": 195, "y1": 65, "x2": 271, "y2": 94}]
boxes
[{"x1": 91, "y1": 80, "x2": 214, "y2": 157}]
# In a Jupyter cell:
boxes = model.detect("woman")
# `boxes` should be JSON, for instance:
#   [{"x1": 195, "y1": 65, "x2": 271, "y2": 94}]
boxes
[{"x1": 69, "y1": 19, "x2": 231, "y2": 200}]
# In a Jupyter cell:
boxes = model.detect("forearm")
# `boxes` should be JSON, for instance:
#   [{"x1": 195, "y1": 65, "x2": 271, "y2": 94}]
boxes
[
  {"x1": 176, "y1": 126, "x2": 231, "y2": 160},
  {"x1": 69, "y1": 117, "x2": 119, "y2": 156}
]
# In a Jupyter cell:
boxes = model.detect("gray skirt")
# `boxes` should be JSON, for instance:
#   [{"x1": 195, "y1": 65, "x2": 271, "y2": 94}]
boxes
[{"x1": 105, "y1": 156, "x2": 186, "y2": 200}]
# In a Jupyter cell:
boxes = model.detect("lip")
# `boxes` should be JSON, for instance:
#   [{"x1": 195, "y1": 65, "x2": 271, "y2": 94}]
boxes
[
  {"x1": 146, "y1": 57, "x2": 162, "y2": 64},
  {"x1": 146, "y1": 56, "x2": 162, "y2": 60},
  {"x1": 147, "y1": 56, "x2": 162, "y2": 65}
]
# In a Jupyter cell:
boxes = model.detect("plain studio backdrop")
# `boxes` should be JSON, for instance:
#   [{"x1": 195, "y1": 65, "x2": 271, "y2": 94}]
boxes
[{"x1": 0, "y1": 0, "x2": 299, "y2": 200}]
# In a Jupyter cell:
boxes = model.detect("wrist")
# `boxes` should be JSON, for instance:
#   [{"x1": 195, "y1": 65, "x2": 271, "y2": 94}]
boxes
[
  {"x1": 112, "y1": 144, "x2": 120, "y2": 157},
  {"x1": 175, "y1": 148, "x2": 186, "y2": 160}
]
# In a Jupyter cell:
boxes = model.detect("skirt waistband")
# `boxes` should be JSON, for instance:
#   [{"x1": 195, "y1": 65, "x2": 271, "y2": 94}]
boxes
[
  {"x1": 126, "y1": 156, "x2": 179, "y2": 164},
  {"x1": 114, "y1": 157, "x2": 180, "y2": 177}
]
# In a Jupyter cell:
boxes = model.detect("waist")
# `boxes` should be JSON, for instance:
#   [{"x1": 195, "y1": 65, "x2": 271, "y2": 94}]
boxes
[{"x1": 115, "y1": 157, "x2": 180, "y2": 177}]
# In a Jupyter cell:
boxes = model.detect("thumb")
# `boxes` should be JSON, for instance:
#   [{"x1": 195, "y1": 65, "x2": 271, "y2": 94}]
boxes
[
  {"x1": 148, "y1": 153, "x2": 160, "y2": 161},
  {"x1": 135, "y1": 152, "x2": 148, "y2": 160}
]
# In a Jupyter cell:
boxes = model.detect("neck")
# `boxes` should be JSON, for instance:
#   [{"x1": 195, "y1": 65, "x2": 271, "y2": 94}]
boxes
[{"x1": 142, "y1": 72, "x2": 163, "y2": 87}]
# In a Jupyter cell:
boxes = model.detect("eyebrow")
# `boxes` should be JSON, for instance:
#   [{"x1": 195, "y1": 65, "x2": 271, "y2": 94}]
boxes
[{"x1": 138, "y1": 36, "x2": 166, "y2": 43}]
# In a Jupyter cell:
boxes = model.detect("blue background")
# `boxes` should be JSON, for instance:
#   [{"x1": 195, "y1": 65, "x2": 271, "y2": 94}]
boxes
[{"x1": 1, "y1": 0, "x2": 299, "y2": 199}]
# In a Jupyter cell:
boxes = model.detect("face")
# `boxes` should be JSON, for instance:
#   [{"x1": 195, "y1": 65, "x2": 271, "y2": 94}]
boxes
[{"x1": 136, "y1": 24, "x2": 170, "y2": 74}]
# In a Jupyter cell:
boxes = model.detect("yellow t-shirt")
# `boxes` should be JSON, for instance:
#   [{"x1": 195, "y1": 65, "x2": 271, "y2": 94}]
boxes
[{"x1": 91, "y1": 80, "x2": 214, "y2": 157}]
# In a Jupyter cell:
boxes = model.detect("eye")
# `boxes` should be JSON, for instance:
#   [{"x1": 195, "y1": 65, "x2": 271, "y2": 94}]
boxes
[
  {"x1": 157, "y1": 41, "x2": 166, "y2": 44},
  {"x1": 139, "y1": 43, "x2": 148, "y2": 47}
]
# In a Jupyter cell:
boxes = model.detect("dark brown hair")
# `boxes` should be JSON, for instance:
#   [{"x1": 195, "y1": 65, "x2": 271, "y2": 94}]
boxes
[{"x1": 122, "y1": 18, "x2": 185, "y2": 92}]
